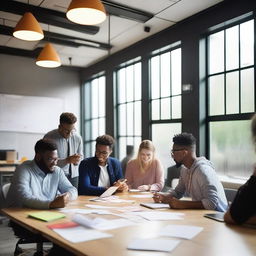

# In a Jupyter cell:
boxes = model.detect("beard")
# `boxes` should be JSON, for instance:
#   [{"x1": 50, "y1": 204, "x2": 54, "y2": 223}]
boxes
[{"x1": 174, "y1": 161, "x2": 182, "y2": 168}]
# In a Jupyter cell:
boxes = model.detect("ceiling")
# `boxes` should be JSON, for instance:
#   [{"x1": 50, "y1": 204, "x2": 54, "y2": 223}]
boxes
[{"x1": 0, "y1": 0, "x2": 223, "y2": 68}]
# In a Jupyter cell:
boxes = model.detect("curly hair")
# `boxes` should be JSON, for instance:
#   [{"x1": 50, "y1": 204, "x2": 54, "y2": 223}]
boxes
[
  {"x1": 35, "y1": 139, "x2": 57, "y2": 153},
  {"x1": 96, "y1": 135, "x2": 115, "y2": 149},
  {"x1": 59, "y1": 112, "x2": 77, "y2": 125},
  {"x1": 173, "y1": 133, "x2": 196, "y2": 148}
]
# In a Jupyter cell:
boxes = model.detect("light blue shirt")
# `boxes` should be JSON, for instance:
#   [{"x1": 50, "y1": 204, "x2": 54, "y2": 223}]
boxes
[{"x1": 6, "y1": 160, "x2": 77, "y2": 209}]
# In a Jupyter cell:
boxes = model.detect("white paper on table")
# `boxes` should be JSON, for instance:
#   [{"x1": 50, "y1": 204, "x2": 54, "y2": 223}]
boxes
[
  {"x1": 129, "y1": 189, "x2": 141, "y2": 192},
  {"x1": 72, "y1": 214, "x2": 136, "y2": 230},
  {"x1": 127, "y1": 238, "x2": 180, "y2": 252},
  {"x1": 52, "y1": 225, "x2": 112, "y2": 243},
  {"x1": 85, "y1": 204, "x2": 117, "y2": 209},
  {"x1": 130, "y1": 194, "x2": 153, "y2": 198},
  {"x1": 60, "y1": 208, "x2": 112, "y2": 215},
  {"x1": 140, "y1": 203, "x2": 170, "y2": 209},
  {"x1": 132, "y1": 211, "x2": 184, "y2": 221},
  {"x1": 159, "y1": 225, "x2": 203, "y2": 239}
]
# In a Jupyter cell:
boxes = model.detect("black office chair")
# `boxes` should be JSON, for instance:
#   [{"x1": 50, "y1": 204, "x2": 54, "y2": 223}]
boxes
[
  {"x1": 1, "y1": 183, "x2": 49, "y2": 256},
  {"x1": 162, "y1": 165, "x2": 181, "y2": 192},
  {"x1": 224, "y1": 188, "x2": 237, "y2": 206}
]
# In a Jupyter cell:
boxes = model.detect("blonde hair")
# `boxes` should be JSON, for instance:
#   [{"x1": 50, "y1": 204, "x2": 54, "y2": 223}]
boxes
[{"x1": 136, "y1": 140, "x2": 155, "y2": 173}]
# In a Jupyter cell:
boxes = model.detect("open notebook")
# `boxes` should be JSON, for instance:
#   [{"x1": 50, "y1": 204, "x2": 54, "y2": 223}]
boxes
[{"x1": 89, "y1": 186, "x2": 119, "y2": 201}]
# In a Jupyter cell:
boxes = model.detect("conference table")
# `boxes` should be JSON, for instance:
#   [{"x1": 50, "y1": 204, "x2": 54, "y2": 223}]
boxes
[{"x1": 1, "y1": 193, "x2": 256, "y2": 256}]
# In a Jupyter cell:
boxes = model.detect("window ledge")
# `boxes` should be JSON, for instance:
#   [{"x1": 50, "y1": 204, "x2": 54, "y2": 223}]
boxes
[{"x1": 218, "y1": 175, "x2": 247, "y2": 189}]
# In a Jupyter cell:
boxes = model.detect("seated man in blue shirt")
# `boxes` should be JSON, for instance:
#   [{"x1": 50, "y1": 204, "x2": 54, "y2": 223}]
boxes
[
  {"x1": 78, "y1": 134, "x2": 128, "y2": 196},
  {"x1": 153, "y1": 133, "x2": 228, "y2": 212},
  {"x1": 6, "y1": 139, "x2": 77, "y2": 256}
]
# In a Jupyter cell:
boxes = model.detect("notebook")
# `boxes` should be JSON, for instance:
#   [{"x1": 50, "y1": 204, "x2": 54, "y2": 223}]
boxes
[
  {"x1": 204, "y1": 212, "x2": 224, "y2": 222},
  {"x1": 140, "y1": 202, "x2": 170, "y2": 209},
  {"x1": 89, "y1": 186, "x2": 119, "y2": 201},
  {"x1": 28, "y1": 211, "x2": 66, "y2": 222}
]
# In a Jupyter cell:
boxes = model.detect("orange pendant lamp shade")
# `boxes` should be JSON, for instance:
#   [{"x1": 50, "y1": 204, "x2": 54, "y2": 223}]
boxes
[
  {"x1": 66, "y1": 0, "x2": 106, "y2": 25},
  {"x1": 36, "y1": 43, "x2": 61, "y2": 68},
  {"x1": 13, "y1": 12, "x2": 44, "y2": 41}
]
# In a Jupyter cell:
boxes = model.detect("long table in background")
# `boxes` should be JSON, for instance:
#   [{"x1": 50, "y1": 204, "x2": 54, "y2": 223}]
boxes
[{"x1": 2, "y1": 193, "x2": 256, "y2": 256}]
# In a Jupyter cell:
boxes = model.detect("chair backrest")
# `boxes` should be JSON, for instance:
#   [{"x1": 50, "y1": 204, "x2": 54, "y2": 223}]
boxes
[
  {"x1": 2, "y1": 183, "x2": 11, "y2": 199},
  {"x1": 224, "y1": 188, "x2": 237, "y2": 205}
]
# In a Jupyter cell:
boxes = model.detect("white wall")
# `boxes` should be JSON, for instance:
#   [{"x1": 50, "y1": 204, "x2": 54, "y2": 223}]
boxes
[{"x1": 0, "y1": 54, "x2": 81, "y2": 159}]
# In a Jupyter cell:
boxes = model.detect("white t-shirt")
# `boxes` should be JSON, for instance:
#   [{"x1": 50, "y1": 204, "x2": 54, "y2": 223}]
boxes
[{"x1": 98, "y1": 164, "x2": 110, "y2": 187}]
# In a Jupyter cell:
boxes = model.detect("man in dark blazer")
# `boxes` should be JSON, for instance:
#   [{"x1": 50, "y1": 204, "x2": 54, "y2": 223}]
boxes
[{"x1": 78, "y1": 134, "x2": 128, "y2": 196}]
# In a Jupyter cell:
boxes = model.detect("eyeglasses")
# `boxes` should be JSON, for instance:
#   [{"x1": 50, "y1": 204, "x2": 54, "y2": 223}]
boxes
[
  {"x1": 95, "y1": 150, "x2": 110, "y2": 157},
  {"x1": 171, "y1": 148, "x2": 186, "y2": 154}
]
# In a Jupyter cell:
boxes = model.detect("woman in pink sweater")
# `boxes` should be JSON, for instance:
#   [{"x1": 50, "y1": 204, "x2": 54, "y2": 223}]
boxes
[{"x1": 125, "y1": 140, "x2": 164, "y2": 192}]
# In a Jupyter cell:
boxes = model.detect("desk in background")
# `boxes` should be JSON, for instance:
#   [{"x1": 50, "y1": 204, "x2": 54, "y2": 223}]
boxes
[
  {"x1": 0, "y1": 166, "x2": 16, "y2": 187},
  {"x1": 2, "y1": 194, "x2": 256, "y2": 256}
]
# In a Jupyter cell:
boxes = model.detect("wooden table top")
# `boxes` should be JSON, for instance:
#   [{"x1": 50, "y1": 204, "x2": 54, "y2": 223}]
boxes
[{"x1": 2, "y1": 193, "x2": 256, "y2": 256}]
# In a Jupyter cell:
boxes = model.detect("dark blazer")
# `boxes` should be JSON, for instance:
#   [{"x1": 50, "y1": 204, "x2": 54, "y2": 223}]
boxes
[{"x1": 78, "y1": 156, "x2": 123, "y2": 196}]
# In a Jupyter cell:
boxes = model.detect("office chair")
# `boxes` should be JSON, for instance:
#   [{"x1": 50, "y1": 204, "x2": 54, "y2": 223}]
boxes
[
  {"x1": 224, "y1": 188, "x2": 237, "y2": 206},
  {"x1": 162, "y1": 165, "x2": 181, "y2": 192},
  {"x1": 1, "y1": 183, "x2": 49, "y2": 256}
]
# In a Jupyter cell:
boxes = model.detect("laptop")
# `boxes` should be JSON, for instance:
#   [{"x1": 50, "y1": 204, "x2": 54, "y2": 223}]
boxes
[{"x1": 204, "y1": 212, "x2": 225, "y2": 222}]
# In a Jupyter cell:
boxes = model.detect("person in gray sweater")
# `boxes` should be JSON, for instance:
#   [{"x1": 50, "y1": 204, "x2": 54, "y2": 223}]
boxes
[{"x1": 153, "y1": 133, "x2": 228, "y2": 212}]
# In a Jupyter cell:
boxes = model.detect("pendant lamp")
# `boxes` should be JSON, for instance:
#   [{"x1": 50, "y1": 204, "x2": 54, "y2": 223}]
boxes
[
  {"x1": 66, "y1": 0, "x2": 106, "y2": 25},
  {"x1": 36, "y1": 43, "x2": 61, "y2": 68},
  {"x1": 13, "y1": 12, "x2": 44, "y2": 41}
]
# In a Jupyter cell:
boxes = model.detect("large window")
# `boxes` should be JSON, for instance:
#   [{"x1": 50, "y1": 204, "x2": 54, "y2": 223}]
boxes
[
  {"x1": 150, "y1": 45, "x2": 182, "y2": 172},
  {"x1": 115, "y1": 60, "x2": 142, "y2": 160},
  {"x1": 206, "y1": 18, "x2": 255, "y2": 178},
  {"x1": 83, "y1": 75, "x2": 106, "y2": 156}
]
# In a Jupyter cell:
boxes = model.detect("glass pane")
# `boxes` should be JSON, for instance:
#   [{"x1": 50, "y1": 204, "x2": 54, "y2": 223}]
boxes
[
  {"x1": 127, "y1": 102, "x2": 134, "y2": 136},
  {"x1": 208, "y1": 31, "x2": 224, "y2": 74},
  {"x1": 118, "y1": 104, "x2": 126, "y2": 135},
  {"x1": 240, "y1": 20, "x2": 254, "y2": 67},
  {"x1": 209, "y1": 74, "x2": 224, "y2": 116},
  {"x1": 172, "y1": 95, "x2": 181, "y2": 119},
  {"x1": 152, "y1": 123, "x2": 182, "y2": 176},
  {"x1": 160, "y1": 52, "x2": 170, "y2": 97},
  {"x1": 134, "y1": 62, "x2": 141, "y2": 101},
  {"x1": 91, "y1": 119, "x2": 98, "y2": 139},
  {"x1": 98, "y1": 117, "x2": 105, "y2": 136},
  {"x1": 118, "y1": 69, "x2": 126, "y2": 103},
  {"x1": 85, "y1": 121, "x2": 91, "y2": 140},
  {"x1": 85, "y1": 143, "x2": 91, "y2": 157},
  {"x1": 126, "y1": 65, "x2": 134, "y2": 102},
  {"x1": 84, "y1": 83, "x2": 91, "y2": 118},
  {"x1": 134, "y1": 137, "x2": 141, "y2": 156},
  {"x1": 160, "y1": 98, "x2": 170, "y2": 119},
  {"x1": 151, "y1": 99, "x2": 159, "y2": 120},
  {"x1": 134, "y1": 101, "x2": 141, "y2": 135},
  {"x1": 226, "y1": 71, "x2": 239, "y2": 114},
  {"x1": 226, "y1": 26, "x2": 239, "y2": 70},
  {"x1": 91, "y1": 79, "x2": 98, "y2": 118},
  {"x1": 118, "y1": 137, "x2": 126, "y2": 161},
  {"x1": 209, "y1": 120, "x2": 254, "y2": 178},
  {"x1": 90, "y1": 141, "x2": 96, "y2": 156},
  {"x1": 151, "y1": 56, "x2": 160, "y2": 99},
  {"x1": 98, "y1": 77, "x2": 105, "y2": 117},
  {"x1": 171, "y1": 48, "x2": 181, "y2": 95},
  {"x1": 241, "y1": 68, "x2": 254, "y2": 113}
]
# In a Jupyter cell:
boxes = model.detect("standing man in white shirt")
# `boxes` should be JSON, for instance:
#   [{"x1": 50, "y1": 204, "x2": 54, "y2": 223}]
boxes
[{"x1": 44, "y1": 112, "x2": 83, "y2": 188}]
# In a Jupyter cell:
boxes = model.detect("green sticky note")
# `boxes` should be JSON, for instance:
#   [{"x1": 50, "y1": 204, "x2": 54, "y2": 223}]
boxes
[{"x1": 28, "y1": 211, "x2": 66, "y2": 222}]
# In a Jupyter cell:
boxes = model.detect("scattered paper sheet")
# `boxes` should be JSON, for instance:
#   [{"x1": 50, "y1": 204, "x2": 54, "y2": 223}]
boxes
[
  {"x1": 28, "y1": 211, "x2": 66, "y2": 222},
  {"x1": 85, "y1": 204, "x2": 117, "y2": 209},
  {"x1": 60, "y1": 208, "x2": 112, "y2": 215},
  {"x1": 129, "y1": 189, "x2": 141, "y2": 192},
  {"x1": 159, "y1": 225, "x2": 203, "y2": 239},
  {"x1": 48, "y1": 222, "x2": 112, "y2": 243},
  {"x1": 72, "y1": 214, "x2": 136, "y2": 230},
  {"x1": 140, "y1": 203, "x2": 170, "y2": 209},
  {"x1": 130, "y1": 194, "x2": 153, "y2": 198},
  {"x1": 132, "y1": 211, "x2": 184, "y2": 221},
  {"x1": 127, "y1": 238, "x2": 180, "y2": 252}
]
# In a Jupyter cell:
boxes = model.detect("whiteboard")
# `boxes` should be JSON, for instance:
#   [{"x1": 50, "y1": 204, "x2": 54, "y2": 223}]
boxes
[{"x1": 0, "y1": 94, "x2": 64, "y2": 133}]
